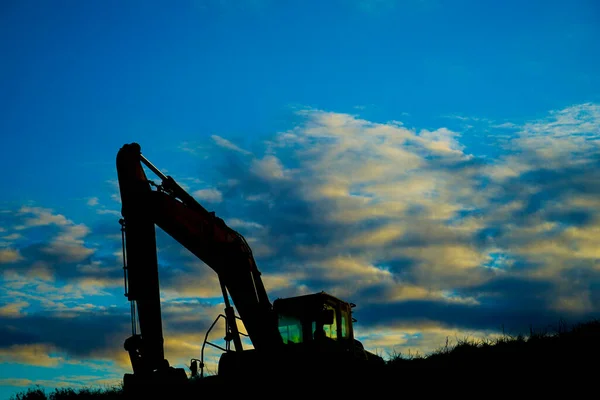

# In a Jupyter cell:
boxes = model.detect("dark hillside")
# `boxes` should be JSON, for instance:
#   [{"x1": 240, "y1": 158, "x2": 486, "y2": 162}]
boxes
[{"x1": 12, "y1": 319, "x2": 600, "y2": 399}]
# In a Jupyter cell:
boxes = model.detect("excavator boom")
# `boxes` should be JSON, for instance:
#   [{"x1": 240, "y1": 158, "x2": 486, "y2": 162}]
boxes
[{"x1": 116, "y1": 143, "x2": 282, "y2": 376}]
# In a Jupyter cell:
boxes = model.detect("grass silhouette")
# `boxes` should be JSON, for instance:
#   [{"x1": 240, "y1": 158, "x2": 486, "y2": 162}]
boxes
[
  {"x1": 10, "y1": 387, "x2": 123, "y2": 400},
  {"x1": 11, "y1": 318, "x2": 600, "y2": 399},
  {"x1": 387, "y1": 318, "x2": 600, "y2": 369}
]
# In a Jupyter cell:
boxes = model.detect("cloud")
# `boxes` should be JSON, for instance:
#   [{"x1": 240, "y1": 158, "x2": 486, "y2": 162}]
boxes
[
  {"x1": 160, "y1": 260, "x2": 223, "y2": 299},
  {"x1": 227, "y1": 218, "x2": 264, "y2": 230},
  {"x1": 2, "y1": 233, "x2": 22, "y2": 241},
  {"x1": 505, "y1": 102, "x2": 600, "y2": 164},
  {"x1": 82, "y1": 194, "x2": 122, "y2": 216},
  {"x1": 0, "y1": 298, "x2": 234, "y2": 376},
  {"x1": 42, "y1": 223, "x2": 95, "y2": 263},
  {"x1": 0, "y1": 249, "x2": 23, "y2": 263},
  {"x1": 211, "y1": 135, "x2": 251, "y2": 155},
  {"x1": 216, "y1": 110, "x2": 487, "y2": 285},
  {"x1": 96, "y1": 209, "x2": 120, "y2": 216},
  {"x1": 178, "y1": 141, "x2": 201, "y2": 155},
  {"x1": 359, "y1": 323, "x2": 504, "y2": 359},
  {"x1": 2, "y1": 103, "x2": 600, "y2": 381},
  {"x1": 192, "y1": 188, "x2": 223, "y2": 203},
  {"x1": 250, "y1": 155, "x2": 288, "y2": 180},
  {"x1": 104, "y1": 179, "x2": 122, "y2": 205},
  {"x1": 467, "y1": 103, "x2": 600, "y2": 312},
  {"x1": 8, "y1": 207, "x2": 95, "y2": 264},
  {"x1": 492, "y1": 122, "x2": 519, "y2": 129},
  {"x1": 0, "y1": 309, "x2": 130, "y2": 359},
  {"x1": 15, "y1": 206, "x2": 70, "y2": 229},
  {"x1": 0, "y1": 344, "x2": 63, "y2": 367},
  {"x1": 0, "y1": 207, "x2": 123, "y2": 289},
  {"x1": 0, "y1": 301, "x2": 29, "y2": 317},
  {"x1": 197, "y1": 103, "x2": 600, "y2": 338},
  {"x1": 1, "y1": 265, "x2": 122, "y2": 313}
]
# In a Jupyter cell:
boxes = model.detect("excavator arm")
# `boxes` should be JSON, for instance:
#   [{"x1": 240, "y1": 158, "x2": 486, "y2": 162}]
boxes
[{"x1": 116, "y1": 143, "x2": 282, "y2": 377}]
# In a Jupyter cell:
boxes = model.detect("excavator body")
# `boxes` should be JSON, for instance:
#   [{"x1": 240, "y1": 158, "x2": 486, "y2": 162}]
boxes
[{"x1": 115, "y1": 143, "x2": 384, "y2": 393}]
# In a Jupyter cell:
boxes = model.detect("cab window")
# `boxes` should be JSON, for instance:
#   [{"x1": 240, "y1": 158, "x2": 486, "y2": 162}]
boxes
[
  {"x1": 340, "y1": 308, "x2": 351, "y2": 339},
  {"x1": 278, "y1": 314, "x2": 303, "y2": 344},
  {"x1": 323, "y1": 304, "x2": 337, "y2": 340}
]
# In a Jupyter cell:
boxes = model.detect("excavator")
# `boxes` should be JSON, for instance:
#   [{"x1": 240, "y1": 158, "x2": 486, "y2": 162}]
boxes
[{"x1": 116, "y1": 142, "x2": 384, "y2": 393}]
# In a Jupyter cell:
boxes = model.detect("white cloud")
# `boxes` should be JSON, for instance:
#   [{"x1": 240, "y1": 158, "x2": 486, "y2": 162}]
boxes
[
  {"x1": 193, "y1": 188, "x2": 223, "y2": 203},
  {"x1": 178, "y1": 141, "x2": 201, "y2": 155},
  {"x1": 418, "y1": 127, "x2": 464, "y2": 154},
  {"x1": 229, "y1": 108, "x2": 495, "y2": 295},
  {"x1": 7, "y1": 207, "x2": 96, "y2": 264},
  {"x1": 244, "y1": 237, "x2": 274, "y2": 258},
  {"x1": 2, "y1": 233, "x2": 22, "y2": 241},
  {"x1": 250, "y1": 155, "x2": 287, "y2": 180},
  {"x1": 96, "y1": 209, "x2": 121, "y2": 216},
  {"x1": 87, "y1": 197, "x2": 99, "y2": 207},
  {"x1": 227, "y1": 218, "x2": 264, "y2": 230},
  {"x1": 212, "y1": 104, "x2": 600, "y2": 311},
  {"x1": 211, "y1": 134, "x2": 251, "y2": 155},
  {"x1": 106, "y1": 180, "x2": 122, "y2": 204},
  {"x1": 512, "y1": 102, "x2": 600, "y2": 161},
  {"x1": 15, "y1": 206, "x2": 70, "y2": 229},
  {"x1": 492, "y1": 122, "x2": 519, "y2": 129},
  {"x1": 42, "y1": 223, "x2": 94, "y2": 263}
]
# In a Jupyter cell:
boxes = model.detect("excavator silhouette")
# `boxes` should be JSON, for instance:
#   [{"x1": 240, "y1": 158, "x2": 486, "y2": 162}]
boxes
[{"x1": 116, "y1": 143, "x2": 384, "y2": 393}]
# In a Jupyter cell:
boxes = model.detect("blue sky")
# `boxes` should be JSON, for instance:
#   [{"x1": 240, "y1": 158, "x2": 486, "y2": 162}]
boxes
[{"x1": 1, "y1": 0, "x2": 600, "y2": 398}]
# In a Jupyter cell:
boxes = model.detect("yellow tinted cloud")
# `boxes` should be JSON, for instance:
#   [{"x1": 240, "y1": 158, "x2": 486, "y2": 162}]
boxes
[
  {"x1": 0, "y1": 344, "x2": 62, "y2": 367},
  {"x1": 0, "y1": 248, "x2": 23, "y2": 263},
  {"x1": 0, "y1": 301, "x2": 29, "y2": 317},
  {"x1": 345, "y1": 225, "x2": 405, "y2": 247}
]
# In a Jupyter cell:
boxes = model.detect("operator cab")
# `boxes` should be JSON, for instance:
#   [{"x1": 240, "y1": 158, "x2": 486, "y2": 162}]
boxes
[{"x1": 273, "y1": 291, "x2": 355, "y2": 347}]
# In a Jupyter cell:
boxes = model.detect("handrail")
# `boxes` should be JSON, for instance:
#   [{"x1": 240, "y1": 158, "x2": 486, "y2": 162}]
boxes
[{"x1": 199, "y1": 313, "x2": 248, "y2": 378}]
